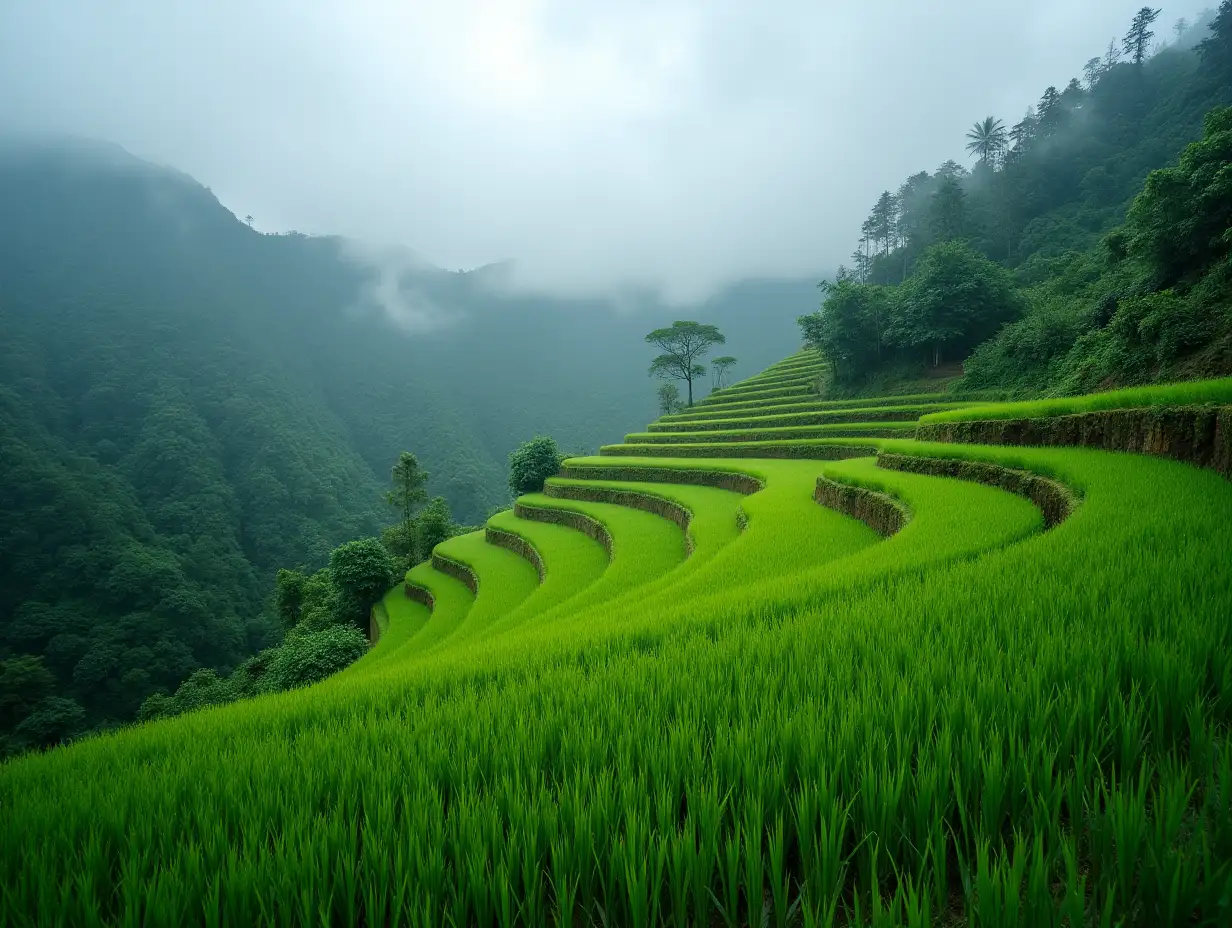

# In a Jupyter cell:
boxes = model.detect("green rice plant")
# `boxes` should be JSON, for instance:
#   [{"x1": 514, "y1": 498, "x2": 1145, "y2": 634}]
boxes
[
  {"x1": 506, "y1": 494, "x2": 687, "y2": 624},
  {"x1": 920, "y1": 376, "x2": 1232, "y2": 423},
  {"x1": 337, "y1": 586, "x2": 431, "y2": 674},
  {"x1": 649, "y1": 404, "x2": 971, "y2": 432},
  {"x1": 2, "y1": 359, "x2": 1231, "y2": 926},
  {"x1": 660, "y1": 393, "x2": 968, "y2": 421},
  {"x1": 625, "y1": 423, "x2": 918, "y2": 443},
  {"x1": 482, "y1": 505, "x2": 609, "y2": 630},
  {"x1": 600, "y1": 437, "x2": 876, "y2": 458},
  {"x1": 377, "y1": 554, "x2": 476, "y2": 657},
  {"x1": 423, "y1": 529, "x2": 540, "y2": 646},
  {"x1": 699, "y1": 383, "x2": 817, "y2": 406}
]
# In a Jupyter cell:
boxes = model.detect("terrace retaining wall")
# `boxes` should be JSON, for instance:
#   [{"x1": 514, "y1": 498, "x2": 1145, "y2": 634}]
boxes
[
  {"x1": 878, "y1": 453, "x2": 1077, "y2": 528},
  {"x1": 558, "y1": 465, "x2": 763, "y2": 494},
  {"x1": 431, "y1": 552, "x2": 479, "y2": 594},
  {"x1": 403, "y1": 582, "x2": 435, "y2": 610},
  {"x1": 600, "y1": 443, "x2": 876, "y2": 461},
  {"x1": 914, "y1": 405, "x2": 1232, "y2": 479},
  {"x1": 514, "y1": 502, "x2": 614, "y2": 557},
  {"x1": 650, "y1": 408, "x2": 915, "y2": 431},
  {"x1": 485, "y1": 527, "x2": 546, "y2": 582},
  {"x1": 814, "y1": 477, "x2": 908, "y2": 537},
  {"x1": 630, "y1": 426, "x2": 912, "y2": 443},
  {"x1": 546, "y1": 483, "x2": 695, "y2": 557}
]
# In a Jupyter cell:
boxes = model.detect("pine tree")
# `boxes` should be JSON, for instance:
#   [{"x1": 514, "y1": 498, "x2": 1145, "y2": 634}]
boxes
[{"x1": 1123, "y1": 7, "x2": 1161, "y2": 66}]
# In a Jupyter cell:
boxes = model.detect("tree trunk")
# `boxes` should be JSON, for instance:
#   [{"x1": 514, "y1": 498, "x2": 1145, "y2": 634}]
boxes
[{"x1": 686, "y1": 376, "x2": 694, "y2": 407}]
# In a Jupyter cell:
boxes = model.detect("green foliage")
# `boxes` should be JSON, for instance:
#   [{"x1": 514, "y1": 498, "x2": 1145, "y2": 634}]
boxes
[
  {"x1": 922, "y1": 375, "x2": 1232, "y2": 422},
  {"x1": 1120, "y1": 106, "x2": 1232, "y2": 287},
  {"x1": 801, "y1": 244, "x2": 1022, "y2": 380},
  {"x1": 891, "y1": 242, "x2": 1025, "y2": 365},
  {"x1": 656, "y1": 383, "x2": 683, "y2": 416},
  {"x1": 799, "y1": 281, "x2": 890, "y2": 382},
  {"x1": 965, "y1": 106, "x2": 1232, "y2": 393},
  {"x1": 709, "y1": 356, "x2": 738, "y2": 390},
  {"x1": 1198, "y1": 2, "x2": 1232, "y2": 84},
  {"x1": 263, "y1": 625, "x2": 369, "y2": 692},
  {"x1": 415, "y1": 496, "x2": 455, "y2": 560},
  {"x1": 827, "y1": 21, "x2": 1232, "y2": 395},
  {"x1": 273, "y1": 569, "x2": 308, "y2": 630},
  {"x1": 508, "y1": 436, "x2": 564, "y2": 496},
  {"x1": 385, "y1": 452, "x2": 429, "y2": 558},
  {"x1": 328, "y1": 538, "x2": 396, "y2": 629},
  {"x1": 646, "y1": 320, "x2": 726, "y2": 406}
]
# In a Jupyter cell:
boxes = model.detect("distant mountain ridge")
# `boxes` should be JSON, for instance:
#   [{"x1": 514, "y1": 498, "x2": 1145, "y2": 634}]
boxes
[{"x1": 0, "y1": 137, "x2": 818, "y2": 739}]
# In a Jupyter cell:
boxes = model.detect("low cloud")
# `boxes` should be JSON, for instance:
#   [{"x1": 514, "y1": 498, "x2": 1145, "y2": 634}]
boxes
[
  {"x1": 0, "y1": 1, "x2": 1202, "y2": 301},
  {"x1": 342, "y1": 242, "x2": 461, "y2": 335}
]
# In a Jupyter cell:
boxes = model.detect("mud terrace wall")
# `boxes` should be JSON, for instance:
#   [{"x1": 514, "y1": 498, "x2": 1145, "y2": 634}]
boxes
[
  {"x1": 600, "y1": 444, "x2": 876, "y2": 461},
  {"x1": 431, "y1": 552, "x2": 479, "y2": 594},
  {"x1": 402, "y1": 583, "x2": 435, "y2": 609},
  {"x1": 878, "y1": 453, "x2": 1077, "y2": 528},
  {"x1": 915, "y1": 405, "x2": 1232, "y2": 479},
  {"x1": 485, "y1": 527, "x2": 546, "y2": 582},
  {"x1": 545, "y1": 483, "x2": 695, "y2": 557},
  {"x1": 514, "y1": 502, "x2": 614, "y2": 557},
  {"x1": 813, "y1": 477, "x2": 909, "y2": 537},
  {"x1": 559, "y1": 465, "x2": 764, "y2": 495}
]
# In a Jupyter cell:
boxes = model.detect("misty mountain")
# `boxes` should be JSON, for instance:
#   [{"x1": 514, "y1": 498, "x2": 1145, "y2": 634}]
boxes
[{"x1": 0, "y1": 137, "x2": 812, "y2": 739}]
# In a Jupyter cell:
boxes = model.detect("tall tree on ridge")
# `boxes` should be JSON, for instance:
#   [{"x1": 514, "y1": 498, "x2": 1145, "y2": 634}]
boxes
[
  {"x1": 1036, "y1": 86, "x2": 1064, "y2": 137},
  {"x1": 645, "y1": 321, "x2": 725, "y2": 407},
  {"x1": 385, "y1": 452, "x2": 428, "y2": 563},
  {"x1": 1124, "y1": 7, "x2": 1161, "y2": 66},
  {"x1": 1198, "y1": 1, "x2": 1231, "y2": 83},
  {"x1": 1083, "y1": 56, "x2": 1104, "y2": 89},
  {"x1": 1103, "y1": 38, "x2": 1123, "y2": 71},
  {"x1": 966, "y1": 117, "x2": 1008, "y2": 167},
  {"x1": 710, "y1": 356, "x2": 737, "y2": 391}
]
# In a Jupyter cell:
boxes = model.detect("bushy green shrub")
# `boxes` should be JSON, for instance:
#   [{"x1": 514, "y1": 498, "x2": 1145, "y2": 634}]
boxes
[
  {"x1": 329, "y1": 539, "x2": 395, "y2": 629},
  {"x1": 263, "y1": 626, "x2": 369, "y2": 692},
  {"x1": 508, "y1": 436, "x2": 564, "y2": 496}
]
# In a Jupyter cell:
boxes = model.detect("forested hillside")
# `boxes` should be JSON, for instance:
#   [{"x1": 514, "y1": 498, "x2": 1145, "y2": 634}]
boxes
[
  {"x1": 802, "y1": 4, "x2": 1232, "y2": 394},
  {"x1": 0, "y1": 138, "x2": 810, "y2": 749}
]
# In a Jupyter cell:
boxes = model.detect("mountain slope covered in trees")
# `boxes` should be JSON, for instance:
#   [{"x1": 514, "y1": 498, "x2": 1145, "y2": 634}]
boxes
[
  {"x1": 802, "y1": 4, "x2": 1232, "y2": 395},
  {"x1": 0, "y1": 138, "x2": 811, "y2": 749}
]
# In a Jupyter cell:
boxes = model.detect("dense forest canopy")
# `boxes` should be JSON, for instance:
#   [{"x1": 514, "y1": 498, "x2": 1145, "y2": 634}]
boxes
[
  {"x1": 0, "y1": 139, "x2": 809, "y2": 751},
  {"x1": 801, "y1": 4, "x2": 1232, "y2": 394}
]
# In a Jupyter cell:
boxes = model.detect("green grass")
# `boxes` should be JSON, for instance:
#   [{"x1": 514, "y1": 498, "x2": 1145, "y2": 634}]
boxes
[
  {"x1": 699, "y1": 383, "x2": 817, "y2": 406},
  {"x1": 625, "y1": 423, "x2": 918, "y2": 443},
  {"x1": 482, "y1": 505, "x2": 609, "y2": 631},
  {"x1": 508, "y1": 495, "x2": 687, "y2": 623},
  {"x1": 2, "y1": 356, "x2": 1231, "y2": 926},
  {"x1": 601, "y1": 437, "x2": 877, "y2": 458},
  {"x1": 921, "y1": 376, "x2": 1232, "y2": 423},
  {"x1": 649, "y1": 404, "x2": 970, "y2": 432},
  {"x1": 426, "y1": 529, "x2": 540, "y2": 645},
  {"x1": 661, "y1": 392, "x2": 965, "y2": 421}
]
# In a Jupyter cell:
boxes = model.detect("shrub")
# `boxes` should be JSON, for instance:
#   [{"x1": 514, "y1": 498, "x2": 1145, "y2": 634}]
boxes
[
  {"x1": 329, "y1": 539, "x2": 395, "y2": 629},
  {"x1": 508, "y1": 436, "x2": 564, "y2": 496},
  {"x1": 263, "y1": 626, "x2": 369, "y2": 691}
]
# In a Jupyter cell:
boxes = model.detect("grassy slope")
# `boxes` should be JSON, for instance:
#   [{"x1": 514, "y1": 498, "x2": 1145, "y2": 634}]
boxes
[
  {"x1": 921, "y1": 376, "x2": 1232, "y2": 422},
  {"x1": 2, "y1": 359, "x2": 1231, "y2": 926}
]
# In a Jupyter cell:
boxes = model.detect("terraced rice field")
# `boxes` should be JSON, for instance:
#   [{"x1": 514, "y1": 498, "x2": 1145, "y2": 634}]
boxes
[{"x1": 3, "y1": 350, "x2": 1232, "y2": 926}]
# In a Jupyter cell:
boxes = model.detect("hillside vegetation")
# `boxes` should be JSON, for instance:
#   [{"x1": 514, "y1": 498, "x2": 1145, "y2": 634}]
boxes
[
  {"x1": 3, "y1": 349, "x2": 1231, "y2": 926},
  {"x1": 801, "y1": 6, "x2": 1232, "y2": 396},
  {"x1": 0, "y1": 141, "x2": 812, "y2": 748}
]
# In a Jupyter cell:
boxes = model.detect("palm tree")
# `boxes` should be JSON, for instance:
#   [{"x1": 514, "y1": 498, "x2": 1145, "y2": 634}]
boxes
[{"x1": 965, "y1": 117, "x2": 1007, "y2": 167}]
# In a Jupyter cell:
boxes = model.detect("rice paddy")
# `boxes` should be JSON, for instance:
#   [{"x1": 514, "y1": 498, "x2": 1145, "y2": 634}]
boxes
[
  {"x1": 919, "y1": 376, "x2": 1232, "y2": 423},
  {"x1": 2, "y1": 348, "x2": 1231, "y2": 926}
]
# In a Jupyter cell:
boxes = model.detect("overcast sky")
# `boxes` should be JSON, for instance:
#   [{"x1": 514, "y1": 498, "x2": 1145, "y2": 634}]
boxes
[{"x1": 0, "y1": 1, "x2": 1207, "y2": 301}]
